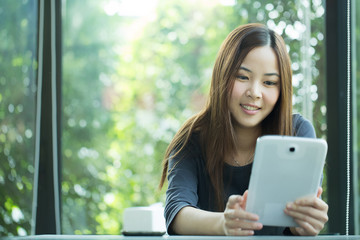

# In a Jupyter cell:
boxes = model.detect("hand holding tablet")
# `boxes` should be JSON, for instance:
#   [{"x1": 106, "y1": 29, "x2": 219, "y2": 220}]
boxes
[{"x1": 245, "y1": 136, "x2": 328, "y2": 227}]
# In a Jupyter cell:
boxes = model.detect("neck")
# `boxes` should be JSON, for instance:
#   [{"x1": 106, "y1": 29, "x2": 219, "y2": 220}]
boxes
[
  {"x1": 228, "y1": 125, "x2": 261, "y2": 166},
  {"x1": 234, "y1": 125, "x2": 261, "y2": 151}
]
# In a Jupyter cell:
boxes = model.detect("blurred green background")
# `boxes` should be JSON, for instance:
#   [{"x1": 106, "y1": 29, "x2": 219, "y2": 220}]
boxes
[{"x1": 0, "y1": 0, "x2": 329, "y2": 236}]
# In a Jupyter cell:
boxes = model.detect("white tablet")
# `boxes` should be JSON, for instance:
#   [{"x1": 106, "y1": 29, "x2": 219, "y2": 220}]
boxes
[{"x1": 245, "y1": 135, "x2": 328, "y2": 227}]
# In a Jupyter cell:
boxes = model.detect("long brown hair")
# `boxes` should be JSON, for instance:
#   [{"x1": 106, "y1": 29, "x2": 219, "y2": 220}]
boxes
[{"x1": 159, "y1": 23, "x2": 293, "y2": 211}]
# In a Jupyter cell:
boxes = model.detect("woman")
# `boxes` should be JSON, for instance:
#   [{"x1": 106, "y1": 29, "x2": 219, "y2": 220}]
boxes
[{"x1": 159, "y1": 23, "x2": 328, "y2": 236}]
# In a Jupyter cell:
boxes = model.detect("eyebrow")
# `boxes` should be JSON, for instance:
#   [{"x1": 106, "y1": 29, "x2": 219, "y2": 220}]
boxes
[{"x1": 239, "y1": 66, "x2": 280, "y2": 77}]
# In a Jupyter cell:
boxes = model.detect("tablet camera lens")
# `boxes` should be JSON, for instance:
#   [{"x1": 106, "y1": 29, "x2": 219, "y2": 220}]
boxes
[{"x1": 289, "y1": 147, "x2": 295, "y2": 152}]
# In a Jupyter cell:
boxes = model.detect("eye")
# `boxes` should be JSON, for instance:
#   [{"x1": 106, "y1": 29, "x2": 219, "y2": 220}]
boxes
[
  {"x1": 236, "y1": 75, "x2": 249, "y2": 80},
  {"x1": 264, "y1": 80, "x2": 278, "y2": 86}
]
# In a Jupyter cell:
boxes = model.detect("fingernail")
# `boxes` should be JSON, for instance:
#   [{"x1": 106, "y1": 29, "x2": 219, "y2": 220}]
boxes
[{"x1": 287, "y1": 203, "x2": 293, "y2": 209}]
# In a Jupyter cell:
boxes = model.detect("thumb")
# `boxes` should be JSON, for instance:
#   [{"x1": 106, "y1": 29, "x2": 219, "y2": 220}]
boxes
[
  {"x1": 317, "y1": 187, "x2": 323, "y2": 198},
  {"x1": 240, "y1": 190, "x2": 249, "y2": 209},
  {"x1": 227, "y1": 195, "x2": 243, "y2": 209}
]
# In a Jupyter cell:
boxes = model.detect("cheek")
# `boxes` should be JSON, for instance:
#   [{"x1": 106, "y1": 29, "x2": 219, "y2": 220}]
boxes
[
  {"x1": 231, "y1": 82, "x2": 245, "y2": 99},
  {"x1": 230, "y1": 88, "x2": 238, "y2": 100},
  {"x1": 265, "y1": 89, "x2": 280, "y2": 106}
]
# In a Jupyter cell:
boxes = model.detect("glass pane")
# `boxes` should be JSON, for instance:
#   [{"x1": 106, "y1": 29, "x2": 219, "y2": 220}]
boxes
[
  {"x1": 354, "y1": 0, "x2": 360, "y2": 234},
  {"x1": 0, "y1": 0, "x2": 38, "y2": 236},
  {"x1": 62, "y1": 0, "x2": 326, "y2": 234}
]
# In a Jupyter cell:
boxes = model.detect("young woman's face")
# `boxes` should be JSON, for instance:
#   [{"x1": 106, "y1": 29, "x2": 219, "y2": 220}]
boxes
[{"x1": 229, "y1": 45, "x2": 280, "y2": 130}]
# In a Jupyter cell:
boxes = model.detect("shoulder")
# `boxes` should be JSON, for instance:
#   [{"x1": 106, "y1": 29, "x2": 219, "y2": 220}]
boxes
[
  {"x1": 292, "y1": 113, "x2": 316, "y2": 138},
  {"x1": 168, "y1": 132, "x2": 203, "y2": 169},
  {"x1": 181, "y1": 132, "x2": 202, "y2": 157}
]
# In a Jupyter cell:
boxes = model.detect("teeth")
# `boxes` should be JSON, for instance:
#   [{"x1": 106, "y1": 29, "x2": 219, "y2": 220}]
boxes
[{"x1": 242, "y1": 104, "x2": 259, "y2": 111}]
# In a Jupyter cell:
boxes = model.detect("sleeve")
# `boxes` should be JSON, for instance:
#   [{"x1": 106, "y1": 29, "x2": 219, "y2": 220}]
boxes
[
  {"x1": 293, "y1": 113, "x2": 316, "y2": 138},
  {"x1": 292, "y1": 113, "x2": 323, "y2": 189},
  {"x1": 164, "y1": 144, "x2": 201, "y2": 235}
]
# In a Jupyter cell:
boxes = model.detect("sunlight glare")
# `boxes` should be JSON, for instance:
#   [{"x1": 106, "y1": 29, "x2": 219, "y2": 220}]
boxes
[{"x1": 104, "y1": 0, "x2": 158, "y2": 17}]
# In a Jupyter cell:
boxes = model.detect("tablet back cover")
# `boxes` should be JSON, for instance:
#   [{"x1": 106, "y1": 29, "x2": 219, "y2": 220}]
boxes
[{"x1": 245, "y1": 136, "x2": 327, "y2": 227}]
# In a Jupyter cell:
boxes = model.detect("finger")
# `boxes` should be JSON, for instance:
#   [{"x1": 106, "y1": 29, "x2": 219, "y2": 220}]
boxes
[
  {"x1": 284, "y1": 207, "x2": 325, "y2": 231},
  {"x1": 226, "y1": 195, "x2": 242, "y2": 209},
  {"x1": 233, "y1": 207, "x2": 259, "y2": 221},
  {"x1": 243, "y1": 190, "x2": 248, "y2": 199},
  {"x1": 225, "y1": 208, "x2": 259, "y2": 221},
  {"x1": 225, "y1": 218, "x2": 263, "y2": 230},
  {"x1": 294, "y1": 197, "x2": 329, "y2": 212},
  {"x1": 286, "y1": 201, "x2": 329, "y2": 223},
  {"x1": 241, "y1": 190, "x2": 248, "y2": 209},
  {"x1": 294, "y1": 226, "x2": 308, "y2": 236},
  {"x1": 285, "y1": 203, "x2": 324, "y2": 219},
  {"x1": 294, "y1": 219, "x2": 318, "y2": 236},
  {"x1": 226, "y1": 228, "x2": 254, "y2": 236},
  {"x1": 317, "y1": 187, "x2": 323, "y2": 198}
]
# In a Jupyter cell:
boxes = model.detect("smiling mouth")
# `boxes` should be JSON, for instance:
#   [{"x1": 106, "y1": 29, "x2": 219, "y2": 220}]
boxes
[{"x1": 241, "y1": 104, "x2": 261, "y2": 111}]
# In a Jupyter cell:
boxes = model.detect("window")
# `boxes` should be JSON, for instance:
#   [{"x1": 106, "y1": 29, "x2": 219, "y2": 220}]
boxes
[
  {"x1": 3, "y1": 0, "x2": 359, "y2": 236},
  {"x1": 0, "y1": 0, "x2": 38, "y2": 236},
  {"x1": 353, "y1": 0, "x2": 360, "y2": 234},
  {"x1": 61, "y1": 0, "x2": 326, "y2": 234}
]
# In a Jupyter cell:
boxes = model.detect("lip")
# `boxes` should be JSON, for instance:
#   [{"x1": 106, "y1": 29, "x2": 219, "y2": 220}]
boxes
[{"x1": 240, "y1": 104, "x2": 261, "y2": 115}]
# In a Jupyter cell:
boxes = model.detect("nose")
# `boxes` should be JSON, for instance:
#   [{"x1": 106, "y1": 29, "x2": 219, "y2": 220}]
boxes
[{"x1": 246, "y1": 81, "x2": 262, "y2": 99}]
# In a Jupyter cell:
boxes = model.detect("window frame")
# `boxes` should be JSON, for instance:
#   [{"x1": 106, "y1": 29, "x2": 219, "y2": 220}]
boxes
[
  {"x1": 31, "y1": 0, "x2": 357, "y2": 235},
  {"x1": 325, "y1": 0, "x2": 356, "y2": 235},
  {"x1": 33, "y1": 0, "x2": 62, "y2": 234}
]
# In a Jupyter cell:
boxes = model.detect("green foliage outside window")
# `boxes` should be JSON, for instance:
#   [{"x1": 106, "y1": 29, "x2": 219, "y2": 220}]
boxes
[
  {"x1": 0, "y1": 0, "x2": 326, "y2": 235},
  {"x1": 0, "y1": 0, "x2": 37, "y2": 236},
  {"x1": 61, "y1": 0, "x2": 326, "y2": 234}
]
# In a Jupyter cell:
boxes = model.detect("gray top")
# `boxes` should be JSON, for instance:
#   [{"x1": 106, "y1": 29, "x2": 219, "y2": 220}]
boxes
[{"x1": 165, "y1": 114, "x2": 317, "y2": 235}]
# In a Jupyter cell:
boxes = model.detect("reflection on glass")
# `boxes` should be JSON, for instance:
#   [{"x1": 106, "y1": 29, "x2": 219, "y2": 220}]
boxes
[
  {"x1": 0, "y1": 0, "x2": 37, "y2": 236},
  {"x1": 62, "y1": 0, "x2": 325, "y2": 234}
]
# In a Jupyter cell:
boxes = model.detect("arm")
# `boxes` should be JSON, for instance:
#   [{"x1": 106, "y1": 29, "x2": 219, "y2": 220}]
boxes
[
  {"x1": 172, "y1": 192, "x2": 263, "y2": 236},
  {"x1": 171, "y1": 206, "x2": 224, "y2": 235},
  {"x1": 164, "y1": 136, "x2": 261, "y2": 235}
]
